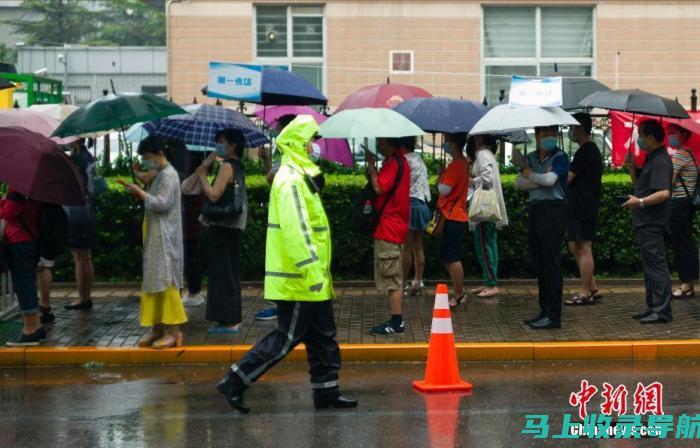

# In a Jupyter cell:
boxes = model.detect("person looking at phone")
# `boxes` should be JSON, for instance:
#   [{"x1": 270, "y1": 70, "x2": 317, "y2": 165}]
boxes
[{"x1": 622, "y1": 120, "x2": 673, "y2": 324}]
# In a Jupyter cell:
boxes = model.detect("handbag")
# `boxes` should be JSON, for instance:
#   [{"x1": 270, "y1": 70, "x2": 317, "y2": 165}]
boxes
[
  {"x1": 201, "y1": 160, "x2": 246, "y2": 220},
  {"x1": 678, "y1": 150, "x2": 700, "y2": 209},
  {"x1": 469, "y1": 187, "x2": 502, "y2": 222},
  {"x1": 426, "y1": 174, "x2": 466, "y2": 237},
  {"x1": 351, "y1": 154, "x2": 404, "y2": 235}
]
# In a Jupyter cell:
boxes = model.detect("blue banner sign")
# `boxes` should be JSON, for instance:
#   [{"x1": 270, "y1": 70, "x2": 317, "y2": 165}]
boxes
[
  {"x1": 509, "y1": 75, "x2": 563, "y2": 108},
  {"x1": 207, "y1": 62, "x2": 263, "y2": 102}
]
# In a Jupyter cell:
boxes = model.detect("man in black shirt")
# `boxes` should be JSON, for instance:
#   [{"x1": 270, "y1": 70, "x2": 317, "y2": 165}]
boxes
[
  {"x1": 565, "y1": 113, "x2": 604, "y2": 306},
  {"x1": 622, "y1": 120, "x2": 673, "y2": 324}
]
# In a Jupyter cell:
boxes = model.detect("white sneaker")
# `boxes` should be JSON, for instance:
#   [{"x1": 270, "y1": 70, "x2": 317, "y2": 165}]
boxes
[{"x1": 183, "y1": 292, "x2": 205, "y2": 307}]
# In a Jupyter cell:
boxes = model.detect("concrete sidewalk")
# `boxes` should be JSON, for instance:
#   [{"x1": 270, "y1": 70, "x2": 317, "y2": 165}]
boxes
[{"x1": 4, "y1": 282, "x2": 699, "y2": 348}]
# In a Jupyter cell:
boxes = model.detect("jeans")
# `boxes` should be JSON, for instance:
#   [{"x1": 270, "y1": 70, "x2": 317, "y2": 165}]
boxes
[{"x1": 7, "y1": 241, "x2": 39, "y2": 316}]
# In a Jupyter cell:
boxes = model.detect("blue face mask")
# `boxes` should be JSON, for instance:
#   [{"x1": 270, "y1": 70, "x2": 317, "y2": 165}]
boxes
[
  {"x1": 215, "y1": 143, "x2": 227, "y2": 158},
  {"x1": 141, "y1": 159, "x2": 157, "y2": 171},
  {"x1": 539, "y1": 136, "x2": 558, "y2": 152},
  {"x1": 442, "y1": 142, "x2": 450, "y2": 153},
  {"x1": 668, "y1": 135, "x2": 681, "y2": 148},
  {"x1": 637, "y1": 136, "x2": 646, "y2": 151},
  {"x1": 309, "y1": 142, "x2": 321, "y2": 162}
]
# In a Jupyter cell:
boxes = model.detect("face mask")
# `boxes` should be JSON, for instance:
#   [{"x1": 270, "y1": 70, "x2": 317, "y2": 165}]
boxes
[
  {"x1": 141, "y1": 159, "x2": 157, "y2": 171},
  {"x1": 636, "y1": 136, "x2": 646, "y2": 151},
  {"x1": 668, "y1": 135, "x2": 681, "y2": 148},
  {"x1": 567, "y1": 128, "x2": 577, "y2": 142},
  {"x1": 442, "y1": 142, "x2": 451, "y2": 154},
  {"x1": 539, "y1": 136, "x2": 558, "y2": 152},
  {"x1": 215, "y1": 143, "x2": 227, "y2": 158},
  {"x1": 310, "y1": 142, "x2": 321, "y2": 162}
]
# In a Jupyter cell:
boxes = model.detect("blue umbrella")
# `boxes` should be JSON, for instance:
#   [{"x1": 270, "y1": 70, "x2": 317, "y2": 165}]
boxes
[
  {"x1": 203, "y1": 68, "x2": 327, "y2": 106},
  {"x1": 145, "y1": 104, "x2": 269, "y2": 150},
  {"x1": 393, "y1": 97, "x2": 488, "y2": 134}
]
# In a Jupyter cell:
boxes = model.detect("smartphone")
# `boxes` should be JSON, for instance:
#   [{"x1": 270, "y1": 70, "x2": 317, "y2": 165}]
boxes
[{"x1": 614, "y1": 196, "x2": 629, "y2": 206}]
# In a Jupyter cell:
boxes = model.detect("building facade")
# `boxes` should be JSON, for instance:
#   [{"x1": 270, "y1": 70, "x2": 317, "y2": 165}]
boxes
[
  {"x1": 16, "y1": 46, "x2": 166, "y2": 105},
  {"x1": 167, "y1": 0, "x2": 700, "y2": 109}
]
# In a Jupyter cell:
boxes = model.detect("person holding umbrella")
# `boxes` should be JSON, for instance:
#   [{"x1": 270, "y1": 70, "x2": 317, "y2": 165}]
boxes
[
  {"x1": 667, "y1": 123, "x2": 698, "y2": 298},
  {"x1": 195, "y1": 128, "x2": 248, "y2": 335},
  {"x1": 622, "y1": 120, "x2": 674, "y2": 324},
  {"x1": 437, "y1": 132, "x2": 471, "y2": 309},
  {"x1": 515, "y1": 126, "x2": 570, "y2": 330},
  {"x1": 120, "y1": 135, "x2": 188, "y2": 348},
  {"x1": 2, "y1": 189, "x2": 45, "y2": 346}
]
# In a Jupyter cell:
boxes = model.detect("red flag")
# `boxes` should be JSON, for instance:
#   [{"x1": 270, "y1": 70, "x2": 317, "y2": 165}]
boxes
[{"x1": 611, "y1": 111, "x2": 700, "y2": 168}]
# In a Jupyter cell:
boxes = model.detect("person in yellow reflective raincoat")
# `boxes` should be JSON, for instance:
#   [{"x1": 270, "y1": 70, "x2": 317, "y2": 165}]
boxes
[{"x1": 217, "y1": 115, "x2": 357, "y2": 413}]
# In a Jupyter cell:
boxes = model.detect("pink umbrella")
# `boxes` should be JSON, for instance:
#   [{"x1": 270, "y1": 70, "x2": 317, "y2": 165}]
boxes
[
  {"x1": 255, "y1": 105, "x2": 353, "y2": 166},
  {"x1": 0, "y1": 109, "x2": 76, "y2": 145},
  {"x1": 335, "y1": 82, "x2": 433, "y2": 112}
]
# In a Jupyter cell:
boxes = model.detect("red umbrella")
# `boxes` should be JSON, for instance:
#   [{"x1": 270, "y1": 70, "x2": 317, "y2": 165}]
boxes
[
  {"x1": 335, "y1": 82, "x2": 432, "y2": 112},
  {"x1": 0, "y1": 127, "x2": 85, "y2": 205},
  {"x1": 610, "y1": 111, "x2": 700, "y2": 167}
]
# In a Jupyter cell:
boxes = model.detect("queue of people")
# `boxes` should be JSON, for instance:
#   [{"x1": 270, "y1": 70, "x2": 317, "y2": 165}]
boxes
[{"x1": 2, "y1": 111, "x2": 696, "y2": 349}]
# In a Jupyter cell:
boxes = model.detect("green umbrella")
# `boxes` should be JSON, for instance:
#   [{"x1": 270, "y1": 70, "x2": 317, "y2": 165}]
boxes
[
  {"x1": 52, "y1": 93, "x2": 186, "y2": 138},
  {"x1": 319, "y1": 108, "x2": 424, "y2": 139}
]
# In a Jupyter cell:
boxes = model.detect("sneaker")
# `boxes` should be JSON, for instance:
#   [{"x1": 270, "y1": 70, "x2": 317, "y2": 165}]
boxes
[
  {"x1": 370, "y1": 320, "x2": 405, "y2": 335},
  {"x1": 6, "y1": 327, "x2": 47, "y2": 347},
  {"x1": 182, "y1": 292, "x2": 205, "y2": 307},
  {"x1": 208, "y1": 324, "x2": 240, "y2": 335},
  {"x1": 254, "y1": 308, "x2": 278, "y2": 321}
]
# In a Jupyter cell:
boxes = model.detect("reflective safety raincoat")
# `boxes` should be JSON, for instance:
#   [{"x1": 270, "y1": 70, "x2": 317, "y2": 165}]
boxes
[{"x1": 264, "y1": 115, "x2": 334, "y2": 301}]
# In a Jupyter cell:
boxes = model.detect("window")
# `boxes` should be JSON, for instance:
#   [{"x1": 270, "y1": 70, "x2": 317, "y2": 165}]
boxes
[
  {"x1": 256, "y1": 5, "x2": 325, "y2": 92},
  {"x1": 482, "y1": 6, "x2": 594, "y2": 105},
  {"x1": 142, "y1": 85, "x2": 167, "y2": 96},
  {"x1": 390, "y1": 51, "x2": 413, "y2": 74}
]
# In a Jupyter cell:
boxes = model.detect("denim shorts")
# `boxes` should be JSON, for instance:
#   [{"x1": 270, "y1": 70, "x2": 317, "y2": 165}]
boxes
[{"x1": 409, "y1": 197, "x2": 431, "y2": 231}]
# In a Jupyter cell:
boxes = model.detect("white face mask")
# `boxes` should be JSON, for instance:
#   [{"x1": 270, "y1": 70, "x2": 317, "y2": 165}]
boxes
[{"x1": 310, "y1": 142, "x2": 321, "y2": 162}]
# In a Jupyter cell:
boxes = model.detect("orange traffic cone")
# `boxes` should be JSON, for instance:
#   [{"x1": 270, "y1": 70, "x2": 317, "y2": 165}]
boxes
[{"x1": 413, "y1": 283, "x2": 472, "y2": 393}]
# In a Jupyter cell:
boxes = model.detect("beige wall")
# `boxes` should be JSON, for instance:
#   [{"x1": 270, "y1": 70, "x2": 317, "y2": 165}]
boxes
[
  {"x1": 168, "y1": 0, "x2": 700, "y2": 108},
  {"x1": 596, "y1": 2, "x2": 700, "y2": 106}
]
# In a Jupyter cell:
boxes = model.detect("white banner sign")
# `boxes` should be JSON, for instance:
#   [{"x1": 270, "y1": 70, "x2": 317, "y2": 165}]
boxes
[
  {"x1": 509, "y1": 75, "x2": 563, "y2": 108},
  {"x1": 207, "y1": 62, "x2": 262, "y2": 102}
]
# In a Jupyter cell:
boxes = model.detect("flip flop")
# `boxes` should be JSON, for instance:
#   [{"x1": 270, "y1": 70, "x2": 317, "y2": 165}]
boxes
[
  {"x1": 564, "y1": 293, "x2": 596, "y2": 306},
  {"x1": 470, "y1": 286, "x2": 487, "y2": 295},
  {"x1": 673, "y1": 288, "x2": 695, "y2": 299}
]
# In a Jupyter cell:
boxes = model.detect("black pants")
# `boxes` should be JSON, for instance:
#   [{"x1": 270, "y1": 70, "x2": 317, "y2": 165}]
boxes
[
  {"x1": 669, "y1": 199, "x2": 699, "y2": 283},
  {"x1": 206, "y1": 226, "x2": 242, "y2": 325},
  {"x1": 528, "y1": 202, "x2": 567, "y2": 322},
  {"x1": 184, "y1": 237, "x2": 202, "y2": 294},
  {"x1": 229, "y1": 300, "x2": 341, "y2": 396},
  {"x1": 7, "y1": 242, "x2": 39, "y2": 316},
  {"x1": 636, "y1": 226, "x2": 673, "y2": 319}
]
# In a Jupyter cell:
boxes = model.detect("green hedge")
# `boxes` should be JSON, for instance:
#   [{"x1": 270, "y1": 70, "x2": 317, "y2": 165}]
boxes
[{"x1": 50, "y1": 174, "x2": 699, "y2": 282}]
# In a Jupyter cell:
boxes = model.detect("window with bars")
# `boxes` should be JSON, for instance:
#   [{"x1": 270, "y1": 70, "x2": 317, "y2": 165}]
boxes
[
  {"x1": 256, "y1": 5, "x2": 325, "y2": 93},
  {"x1": 390, "y1": 51, "x2": 413, "y2": 74},
  {"x1": 483, "y1": 6, "x2": 594, "y2": 105}
]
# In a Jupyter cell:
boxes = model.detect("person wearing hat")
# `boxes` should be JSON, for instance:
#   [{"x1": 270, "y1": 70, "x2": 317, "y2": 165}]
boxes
[{"x1": 216, "y1": 115, "x2": 357, "y2": 413}]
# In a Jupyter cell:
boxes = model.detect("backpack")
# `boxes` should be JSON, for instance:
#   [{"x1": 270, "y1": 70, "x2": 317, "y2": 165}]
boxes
[
  {"x1": 38, "y1": 204, "x2": 68, "y2": 260},
  {"x1": 351, "y1": 155, "x2": 404, "y2": 235}
]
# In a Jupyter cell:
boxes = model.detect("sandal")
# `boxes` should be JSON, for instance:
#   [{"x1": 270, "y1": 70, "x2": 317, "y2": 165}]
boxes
[
  {"x1": 564, "y1": 293, "x2": 596, "y2": 306},
  {"x1": 673, "y1": 288, "x2": 695, "y2": 299},
  {"x1": 591, "y1": 289, "x2": 603, "y2": 300},
  {"x1": 449, "y1": 294, "x2": 466, "y2": 309},
  {"x1": 470, "y1": 286, "x2": 487, "y2": 295}
]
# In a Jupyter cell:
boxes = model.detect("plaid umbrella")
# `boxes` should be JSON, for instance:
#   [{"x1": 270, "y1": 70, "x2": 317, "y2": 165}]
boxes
[{"x1": 145, "y1": 104, "x2": 269, "y2": 149}]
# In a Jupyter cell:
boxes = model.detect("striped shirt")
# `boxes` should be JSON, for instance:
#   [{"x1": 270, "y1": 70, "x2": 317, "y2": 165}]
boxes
[{"x1": 671, "y1": 149, "x2": 698, "y2": 199}]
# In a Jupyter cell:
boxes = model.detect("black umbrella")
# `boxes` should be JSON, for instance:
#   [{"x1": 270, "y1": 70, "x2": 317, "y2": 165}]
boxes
[
  {"x1": 579, "y1": 89, "x2": 689, "y2": 119},
  {"x1": 501, "y1": 77, "x2": 610, "y2": 111},
  {"x1": 0, "y1": 77, "x2": 13, "y2": 91}
]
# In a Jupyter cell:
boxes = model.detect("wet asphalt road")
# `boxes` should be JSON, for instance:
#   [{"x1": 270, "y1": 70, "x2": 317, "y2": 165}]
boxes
[{"x1": 1, "y1": 360, "x2": 700, "y2": 448}]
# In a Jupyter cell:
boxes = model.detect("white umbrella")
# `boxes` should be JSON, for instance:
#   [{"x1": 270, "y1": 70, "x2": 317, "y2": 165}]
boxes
[
  {"x1": 28, "y1": 103, "x2": 78, "y2": 122},
  {"x1": 469, "y1": 105, "x2": 580, "y2": 136}
]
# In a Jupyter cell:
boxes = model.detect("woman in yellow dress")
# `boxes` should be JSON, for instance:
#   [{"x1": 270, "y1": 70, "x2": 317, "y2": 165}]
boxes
[{"x1": 122, "y1": 135, "x2": 187, "y2": 348}]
